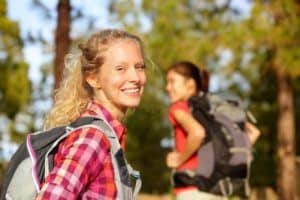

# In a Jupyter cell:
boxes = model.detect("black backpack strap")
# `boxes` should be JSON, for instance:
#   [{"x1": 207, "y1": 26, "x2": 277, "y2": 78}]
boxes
[
  {"x1": 69, "y1": 116, "x2": 98, "y2": 128},
  {"x1": 43, "y1": 116, "x2": 103, "y2": 178}
]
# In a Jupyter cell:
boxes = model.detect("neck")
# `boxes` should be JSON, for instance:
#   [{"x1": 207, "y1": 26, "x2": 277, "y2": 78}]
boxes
[
  {"x1": 93, "y1": 99, "x2": 126, "y2": 121},
  {"x1": 185, "y1": 91, "x2": 197, "y2": 100}
]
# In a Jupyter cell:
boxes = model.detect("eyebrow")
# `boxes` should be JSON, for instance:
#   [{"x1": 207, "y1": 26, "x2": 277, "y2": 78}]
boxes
[{"x1": 113, "y1": 61, "x2": 145, "y2": 66}]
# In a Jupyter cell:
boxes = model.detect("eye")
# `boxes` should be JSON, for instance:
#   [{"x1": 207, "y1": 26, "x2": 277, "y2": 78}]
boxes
[
  {"x1": 135, "y1": 63, "x2": 146, "y2": 71},
  {"x1": 115, "y1": 65, "x2": 126, "y2": 72}
]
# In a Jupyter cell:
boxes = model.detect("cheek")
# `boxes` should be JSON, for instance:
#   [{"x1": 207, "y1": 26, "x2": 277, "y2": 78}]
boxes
[
  {"x1": 101, "y1": 75, "x2": 122, "y2": 91},
  {"x1": 173, "y1": 82, "x2": 181, "y2": 92},
  {"x1": 140, "y1": 73, "x2": 147, "y2": 85}
]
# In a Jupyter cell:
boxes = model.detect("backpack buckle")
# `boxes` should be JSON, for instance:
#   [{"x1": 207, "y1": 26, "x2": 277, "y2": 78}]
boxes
[
  {"x1": 65, "y1": 126, "x2": 74, "y2": 132},
  {"x1": 131, "y1": 170, "x2": 141, "y2": 179}
]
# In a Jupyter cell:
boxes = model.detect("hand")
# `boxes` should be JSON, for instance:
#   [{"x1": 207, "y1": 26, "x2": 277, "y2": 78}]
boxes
[
  {"x1": 166, "y1": 151, "x2": 182, "y2": 168},
  {"x1": 245, "y1": 122, "x2": 261, "y2": 145}
]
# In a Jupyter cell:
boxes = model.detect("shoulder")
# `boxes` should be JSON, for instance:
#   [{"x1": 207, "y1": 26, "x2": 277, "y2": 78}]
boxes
[
  {"x1": 169, "y1": 101, "x2": 195, "y2": 124},
  {"x1": 169, "y1": 101, "x2": 190, "y2": 125},
  {"x1": 169, "y1": 101, "x2": 189, "y2": 114},
  {"x1": 62, "y1": 125, "x2": 111, "y2": 151}
]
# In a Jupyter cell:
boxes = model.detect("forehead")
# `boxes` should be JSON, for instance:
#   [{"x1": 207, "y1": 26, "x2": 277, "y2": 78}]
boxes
[
  {"x1": 107, "y1": 39, "x2": 141, "y2": 52},
  {"x1": 167, "y1": 70, "x2": 186, "y2": 81},
  {"x1": 103, "y1": 39, "x2": 143, "y2": 60}
]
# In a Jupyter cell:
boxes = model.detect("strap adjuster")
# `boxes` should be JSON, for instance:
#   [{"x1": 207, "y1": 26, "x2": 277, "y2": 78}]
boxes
[{"x1": 131, "y1": 170, "x2": 141, "y2": 179}]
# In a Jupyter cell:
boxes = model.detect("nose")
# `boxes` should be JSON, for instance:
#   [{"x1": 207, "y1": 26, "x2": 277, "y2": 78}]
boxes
[
  {"x1": 166, "y1": 82, "x2": 170, "y2": 92},
  {"x1": 127, "y1": 67, "x2": 141, "y2": 82}
]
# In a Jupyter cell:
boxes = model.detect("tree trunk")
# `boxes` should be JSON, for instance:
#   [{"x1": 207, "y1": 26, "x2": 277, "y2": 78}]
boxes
[
  {"x1": 275, "y1": 66, "x2": 296, "y2": 200},
  {"x1": 54, "y1": 0, "x2": 71, "y2": 91}
]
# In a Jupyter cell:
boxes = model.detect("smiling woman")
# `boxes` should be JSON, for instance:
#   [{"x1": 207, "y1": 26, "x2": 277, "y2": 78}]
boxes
[
  {"x1": 87, "y1": 39, "x2": 147, "y2": 116},
  {"x1": 45, "y1": 29, "x2": 146, "y2": 129},
  {"x1": 36, "y1": 29, "x2": 147, "y2": 199}
]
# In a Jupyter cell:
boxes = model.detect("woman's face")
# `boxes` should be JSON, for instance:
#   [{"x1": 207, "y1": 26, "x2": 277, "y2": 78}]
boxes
[
  {"x1": 92, "y1": 39, "x2": 146, "y2": 113},
  {"x1": 166, "y1": 70, "x2": 193, "y2": 103}
]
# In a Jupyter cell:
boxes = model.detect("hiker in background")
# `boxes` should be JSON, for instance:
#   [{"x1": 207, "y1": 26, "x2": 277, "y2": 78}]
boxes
[
  {"x1": 37, "y1": 29, "x2": 147, "y2": 199},
  {"x1": 165, "y1": 61, "x2": 260, "y2": 200}
]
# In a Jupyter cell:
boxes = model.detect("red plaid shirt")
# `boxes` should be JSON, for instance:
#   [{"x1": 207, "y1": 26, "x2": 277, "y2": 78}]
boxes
[{"x1": 36, "y1": 101, "x2": 126, "y2": 200}]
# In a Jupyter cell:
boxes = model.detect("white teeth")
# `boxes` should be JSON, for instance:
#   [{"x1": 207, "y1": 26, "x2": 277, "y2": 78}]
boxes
[{"x1": 123, "y1": 88, "x2": 140, "y2": 94}]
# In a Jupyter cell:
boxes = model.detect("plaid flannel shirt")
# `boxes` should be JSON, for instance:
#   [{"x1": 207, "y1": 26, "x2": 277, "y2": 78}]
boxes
[{"x1": 36, "y1": 101, "x2": 126, "y2": 200}]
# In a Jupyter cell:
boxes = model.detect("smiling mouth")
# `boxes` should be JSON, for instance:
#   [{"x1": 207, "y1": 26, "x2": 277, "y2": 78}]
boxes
[{"x1": 121, "y1": 87, "x2": 141, "y2": 95}]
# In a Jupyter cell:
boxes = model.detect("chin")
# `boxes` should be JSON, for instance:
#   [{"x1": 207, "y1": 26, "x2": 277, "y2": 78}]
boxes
[
  {"x1": 170, "y1": 98, "x2": 178, "y2": 103},
  {"x1": 122, "y1": 99, "x2": 142, "y2": 108},
  {"x1": 126, "y1": 102, "x2": 141, "y2": 108}
]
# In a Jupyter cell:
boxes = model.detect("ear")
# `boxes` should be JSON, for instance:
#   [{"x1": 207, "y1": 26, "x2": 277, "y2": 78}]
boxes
[
  {"x1": 85, "y1": 73, "x2": 101, "y2": 89},
  {"x1": 186, "y1": 78, "x2": 196, "y2": 92}
]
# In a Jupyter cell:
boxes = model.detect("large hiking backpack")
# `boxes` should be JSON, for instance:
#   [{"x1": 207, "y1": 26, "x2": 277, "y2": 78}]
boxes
[
  {"x1": 0, "y1": 116, "x2": 141, "y2": 200},
  {"x1": 173, "y1": 92, "x2": 254, "y2": 197}
]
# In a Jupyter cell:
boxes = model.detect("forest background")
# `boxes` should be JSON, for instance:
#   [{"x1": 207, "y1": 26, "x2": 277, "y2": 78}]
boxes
[{"x1": 0, "y1": 0, "x2": 300, "y2": 200}]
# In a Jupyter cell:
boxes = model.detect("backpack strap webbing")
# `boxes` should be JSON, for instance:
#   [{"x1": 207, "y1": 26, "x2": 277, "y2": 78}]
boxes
[
  {"x1": 45, "y1": 117, "x2": 141, "y2": 199},
  {"x1": 91, "y1": 118, "x2": 141, "y2": 200},
  {"x1": 69, "y1": 116, "x2": 97, "y2": 128}
]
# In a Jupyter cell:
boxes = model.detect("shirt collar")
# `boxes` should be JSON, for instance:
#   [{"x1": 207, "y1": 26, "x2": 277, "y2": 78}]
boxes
[{"x1": 84, "y1": 100, "x2": 126, "y2": 141}]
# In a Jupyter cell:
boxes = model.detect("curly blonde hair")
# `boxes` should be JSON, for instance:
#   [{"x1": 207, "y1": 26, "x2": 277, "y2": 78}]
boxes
[{"x1": 44, "y1": 29, "x2": 143, "y2": 130}]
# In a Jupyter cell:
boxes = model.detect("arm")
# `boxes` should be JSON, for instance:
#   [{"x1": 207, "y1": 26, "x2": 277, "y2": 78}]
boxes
[
  {"x1": 245, "y1": 122, "x2": 261, "y2": 145},
  {"x1": 166, "y1": 110, "x2": 205, "y2": 168}
]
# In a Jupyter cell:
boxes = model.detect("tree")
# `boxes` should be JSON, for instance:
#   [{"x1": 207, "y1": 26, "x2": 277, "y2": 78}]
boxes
[
  {"x1": 54, "y1": 0, "x2": 71, "y2": 90},
  {"x1": 228, "y1": 2, "x2": 299, "y2": 199},
  {"x1": 125, "y1": 91, "x2": 171, "y2": 193}
]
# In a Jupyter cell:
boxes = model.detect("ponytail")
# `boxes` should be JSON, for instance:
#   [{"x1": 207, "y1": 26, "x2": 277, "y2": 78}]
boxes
[
  {"x1": 44, "y1": 54, "x2": 91, "y2": 130},
  {"x1": 200, "y1": 68, "x2": 210, "y2": 93}
]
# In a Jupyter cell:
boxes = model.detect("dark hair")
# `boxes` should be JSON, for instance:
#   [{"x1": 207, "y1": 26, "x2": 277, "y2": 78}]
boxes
[{"x1": 167, "y1": 61, "x2": 209, "y2": 93}]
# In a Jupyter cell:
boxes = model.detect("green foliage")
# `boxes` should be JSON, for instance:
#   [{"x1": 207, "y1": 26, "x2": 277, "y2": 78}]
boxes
[
  {"x1": 249, "y1": 70, "x2": 278, "y2": 187},
  {"x1": 142, "y1": 1, "x2": 213, "y2": 70},
  {"x1": 0, "y1": 2, "x2": 22, "y2": 55},
  {"x1": 0, "y1": 161, "x2": 8, "y2": 188},
  {"x1": 125, "y1": 67, "x2": 172, "y2": 193},
  {"x1": 0, "y1": 0, "x2": 30, "y2": 154},
  {"x1": 0, "y1": 60, "x2": 30, "y2": 118},
  {"x1": 0, "y1": 0, "x2": 30, "y2": 119},
  {"x1": 0, "y1": 0, "x2": 6, "y2": 16},
  {"x1": 235, "y1": 1, "x2": 300, "y2": 76},
  {"x1": 221, "y1": 1, "x2": 300, "y2": 187}
]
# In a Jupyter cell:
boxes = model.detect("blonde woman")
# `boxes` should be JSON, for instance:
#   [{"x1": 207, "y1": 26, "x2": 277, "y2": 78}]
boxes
[{"x1": 37, "y1": 29, "x2": 147, "y2": 199}]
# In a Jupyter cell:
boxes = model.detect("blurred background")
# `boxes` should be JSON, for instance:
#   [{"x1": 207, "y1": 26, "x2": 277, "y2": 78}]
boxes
[{"x1": 0, "y1": 0, "x2": 299, "y2": 199}]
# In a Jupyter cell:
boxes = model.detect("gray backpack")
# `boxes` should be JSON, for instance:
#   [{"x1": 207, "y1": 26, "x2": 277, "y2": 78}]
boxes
[
  {"x1": 0, "y1": 117, "x2": 141, "y2": 200},
  {"x1": 173, "y1": 93, "x2": 255, "y2": 198}
]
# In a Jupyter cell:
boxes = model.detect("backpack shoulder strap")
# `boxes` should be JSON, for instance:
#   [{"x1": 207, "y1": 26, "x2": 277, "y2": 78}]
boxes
[
  {"x1": 69, "y1": 116, "x2": 97, "y2": 128},
  {"x1": 91, "y1": 118, "x2": 142, "y2": 200},
  {"x1": 91, "y1": 119, "x2": 120, "y2": 152},
  {"x1": 48, "y1": 116, "x2": 141, "y2": 199}
]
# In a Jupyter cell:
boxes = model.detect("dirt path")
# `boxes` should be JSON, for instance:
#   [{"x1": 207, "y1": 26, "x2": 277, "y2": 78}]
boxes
[{"x1": 137, "y1": 194, "x2": 172, "y2": 200}]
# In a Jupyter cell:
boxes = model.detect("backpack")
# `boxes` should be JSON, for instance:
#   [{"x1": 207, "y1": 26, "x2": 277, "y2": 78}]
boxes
[
  {"x1": 173, "y1": 92, "x2": 254, "y2": 197},
  {"x1": 0, "y1": 116, "x2": 141, "y2": 200}
]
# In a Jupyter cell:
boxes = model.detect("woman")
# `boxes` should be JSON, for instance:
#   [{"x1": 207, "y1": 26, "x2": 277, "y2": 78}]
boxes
[
  {"x1": 165, "y1": 61, "x2": 260, "y2": 200},
  {"x1": 37, "y1": 29, "x2": 147, "y2": 199},
  {"x1": 165, "y1": 61, "x2": 217, "y2": 200}
]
